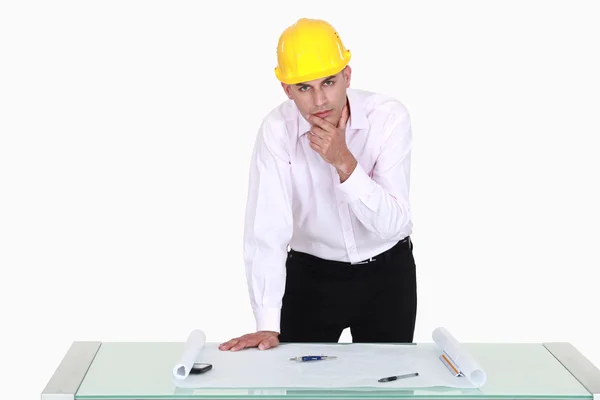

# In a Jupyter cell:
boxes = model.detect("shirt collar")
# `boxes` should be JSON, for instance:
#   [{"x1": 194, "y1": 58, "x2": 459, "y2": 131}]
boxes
[{"x1": 297, "y1": 88, "x2": 369, "y2": 137}]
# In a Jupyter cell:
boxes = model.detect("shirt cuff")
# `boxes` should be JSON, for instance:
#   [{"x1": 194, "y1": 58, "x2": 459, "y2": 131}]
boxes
[
  {"x1": 336, "y1": 162, "x2": 377, "y2": 203},
  {"x1": 253, "y1": 307, "x2": 281, "y2": 333}
]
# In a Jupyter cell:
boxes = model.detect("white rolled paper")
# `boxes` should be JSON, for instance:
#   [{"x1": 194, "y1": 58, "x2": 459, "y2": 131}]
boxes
[
  {"x1": 432, "y1": 327, "x2": 486, "y2": 387},
  {"x1": 172, "y1": 329, "x2": 206, "y2": 380}
]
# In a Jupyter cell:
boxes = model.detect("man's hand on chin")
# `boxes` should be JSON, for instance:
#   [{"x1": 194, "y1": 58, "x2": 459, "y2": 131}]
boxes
[{"x1": 307, "y1": 104, "x2": 357, "y2": 183}]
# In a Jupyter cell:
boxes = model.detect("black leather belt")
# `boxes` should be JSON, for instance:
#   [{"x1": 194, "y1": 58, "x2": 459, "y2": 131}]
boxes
[{"x1": 288, "y1": 236, "x2": 412, "y2": 266}]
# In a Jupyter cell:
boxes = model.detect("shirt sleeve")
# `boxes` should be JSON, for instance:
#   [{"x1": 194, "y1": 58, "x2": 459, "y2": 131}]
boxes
[
  {"x1": 335, "y1": 105, "x2": 413, "y2": 240},
  {"x1": 243, "y1": 120, "x2": 293, "y2": 333}
]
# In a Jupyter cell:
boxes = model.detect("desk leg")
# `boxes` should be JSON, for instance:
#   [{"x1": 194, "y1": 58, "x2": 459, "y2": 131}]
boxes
[
  {"x1": 41, "y1": 341, "x2": 101, "y2": 400},
  {"x1": 544, "y1": 342, "x2": 600, "y2": 400}
]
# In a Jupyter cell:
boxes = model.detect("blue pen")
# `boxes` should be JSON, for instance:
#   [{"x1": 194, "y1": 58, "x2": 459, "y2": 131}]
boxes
[{"x1": 289, "y1": 355, "x2": 337, "y2": 362}]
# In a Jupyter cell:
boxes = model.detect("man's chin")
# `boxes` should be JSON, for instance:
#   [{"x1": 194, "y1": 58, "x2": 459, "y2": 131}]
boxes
[{"x1": 325, "y1": 115, "x2": 339, "y2": 126}]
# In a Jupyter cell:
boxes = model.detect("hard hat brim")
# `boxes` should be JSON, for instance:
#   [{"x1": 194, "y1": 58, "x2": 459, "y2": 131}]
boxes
[{"x1": 275, "y1": 51, "x2": 351, "y2": 85}]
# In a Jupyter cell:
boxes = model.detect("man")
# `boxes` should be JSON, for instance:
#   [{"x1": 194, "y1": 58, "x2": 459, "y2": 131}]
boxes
[{"x1": 219, "y1": 18, "x2": 417, "y2": 352}]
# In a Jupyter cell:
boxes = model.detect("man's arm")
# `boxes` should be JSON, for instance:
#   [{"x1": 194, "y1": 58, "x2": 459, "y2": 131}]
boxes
[
  {"x1": 243, "y1": 120, "x2": 294, "y2": 333},
  {"x1": 335, "y1": 105, "x2": 413, "y2": 240}
]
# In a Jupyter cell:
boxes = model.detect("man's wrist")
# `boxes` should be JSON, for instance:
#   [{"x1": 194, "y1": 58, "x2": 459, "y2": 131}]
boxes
[
  {"x1": 335, "y1": 161, "x2": 377, "y2": 204},
  {"x1": 335, "y1": 151, "x2": 357, "y2": 183},
  {"x1": 259, "y1": 330, "x2": 280, "y2": 336}
]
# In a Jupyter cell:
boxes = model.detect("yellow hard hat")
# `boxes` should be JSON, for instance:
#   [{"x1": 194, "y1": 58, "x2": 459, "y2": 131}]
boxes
[{"x1": 274, "y1": 18, "x2": 351, "y2": 85}]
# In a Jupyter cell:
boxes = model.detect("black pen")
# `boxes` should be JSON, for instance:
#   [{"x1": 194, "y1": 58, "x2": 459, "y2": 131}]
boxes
[{"x1": 378, "y1": 372, "x2": 419, "y2": 382}]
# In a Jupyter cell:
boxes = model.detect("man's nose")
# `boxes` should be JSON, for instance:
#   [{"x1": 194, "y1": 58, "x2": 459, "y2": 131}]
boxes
[{"x1": 313, "y1": 89, "x2": 327, "y2": 107}]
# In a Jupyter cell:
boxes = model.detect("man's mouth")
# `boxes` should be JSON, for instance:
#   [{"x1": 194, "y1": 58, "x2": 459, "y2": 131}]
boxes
[{"x1": 313, "y1": 110, "x2": 332, "y2": 119}]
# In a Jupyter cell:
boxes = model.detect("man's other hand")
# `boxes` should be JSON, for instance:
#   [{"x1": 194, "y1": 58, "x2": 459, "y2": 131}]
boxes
[{"x1": 218, "y1": 331, "x2": 280, "y2": 351}]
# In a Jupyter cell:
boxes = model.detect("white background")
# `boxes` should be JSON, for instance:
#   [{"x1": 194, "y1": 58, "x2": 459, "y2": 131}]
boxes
[{"x1": 1, "y1": 1, "x2": 599, "y2": 398}]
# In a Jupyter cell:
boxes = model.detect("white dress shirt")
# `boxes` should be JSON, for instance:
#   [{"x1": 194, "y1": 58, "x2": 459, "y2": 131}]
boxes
[{"x1": 243, "y1": 88, "x2": 414, "y2": 333}]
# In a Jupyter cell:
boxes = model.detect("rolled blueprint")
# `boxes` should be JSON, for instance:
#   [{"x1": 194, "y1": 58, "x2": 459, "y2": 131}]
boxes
[
  {"x1": 172, "y1": 329, "x2": 206, "y2": 380},
  {"x1": 432, "y1": 327, "x2": 486, "y2": 387}
]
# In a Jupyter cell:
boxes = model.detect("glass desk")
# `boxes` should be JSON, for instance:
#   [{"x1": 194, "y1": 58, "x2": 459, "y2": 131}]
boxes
[{"x1": 41, "y1": 341, "x2": 600, "y2": 400}]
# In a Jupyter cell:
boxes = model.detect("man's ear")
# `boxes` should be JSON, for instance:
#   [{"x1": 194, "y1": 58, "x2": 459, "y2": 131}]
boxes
[
  {"x1": 343, "y1": 65, "x2": 352, "y2": 88},
  {"x1": 281, "y1": 83, "x2": 293, "y2": 99}
]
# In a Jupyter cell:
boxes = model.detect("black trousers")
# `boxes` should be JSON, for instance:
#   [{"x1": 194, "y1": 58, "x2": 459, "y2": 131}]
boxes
[{"x1": 279, "y1": 237, "x2": 417, "y2": 343}]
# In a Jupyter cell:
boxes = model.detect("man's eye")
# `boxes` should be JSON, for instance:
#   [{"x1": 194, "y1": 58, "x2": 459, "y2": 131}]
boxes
[
  {"x1": 299, "y1": 86, "x2": 309, "y2": 92},
  {"x1": 324, "y1": 80, "x2": 334, "y2": 86}
]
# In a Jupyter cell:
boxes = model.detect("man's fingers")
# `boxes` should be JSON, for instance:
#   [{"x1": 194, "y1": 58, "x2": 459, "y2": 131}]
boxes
[
  {"x1": 219, "y1": 338, "x2": 238, "y2": 348},
  {"x1": 310, "y1": 127, "x2": 332, "y2": 149},
  {"x1": 309, "y1": 141, "x2": 323, "y2": 153},
  {"x1": 220, "y1": 333, "x2": 279, "y2": 351},
  {"x1": 231, "y1": 335, "x2": 264, "y2": 351},
  {"x1": 219, "y1": 338, "x2": 239, "y2": 350},
  {"x1": 258, "y1": 335, "x2": 279, "y2": 350},
  {"x1": 307, "y1": 114, "x2": 335, "y2": 131},
  {"x1": 230, "y1": 339, "x2": 249, "y2": 351},
  {"x1": 308, "y1": 135, "x2": 324, "y2": 149},
  {"x1": 309, "y1": 131, "x2": 326, "y2": 146},
  {"x1": 309, "y1": 125, "x2": 329, "y2": 139}
]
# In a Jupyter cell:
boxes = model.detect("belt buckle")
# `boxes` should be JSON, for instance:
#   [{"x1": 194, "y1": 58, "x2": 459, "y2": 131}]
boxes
[{"x1": 352, "y1": 256, "x2": 376, "y2": 265}]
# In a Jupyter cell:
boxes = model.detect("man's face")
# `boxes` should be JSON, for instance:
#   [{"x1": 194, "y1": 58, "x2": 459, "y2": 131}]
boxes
[{"x1": 282, "y1": 66, "x2": 351, "y2": 127}]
